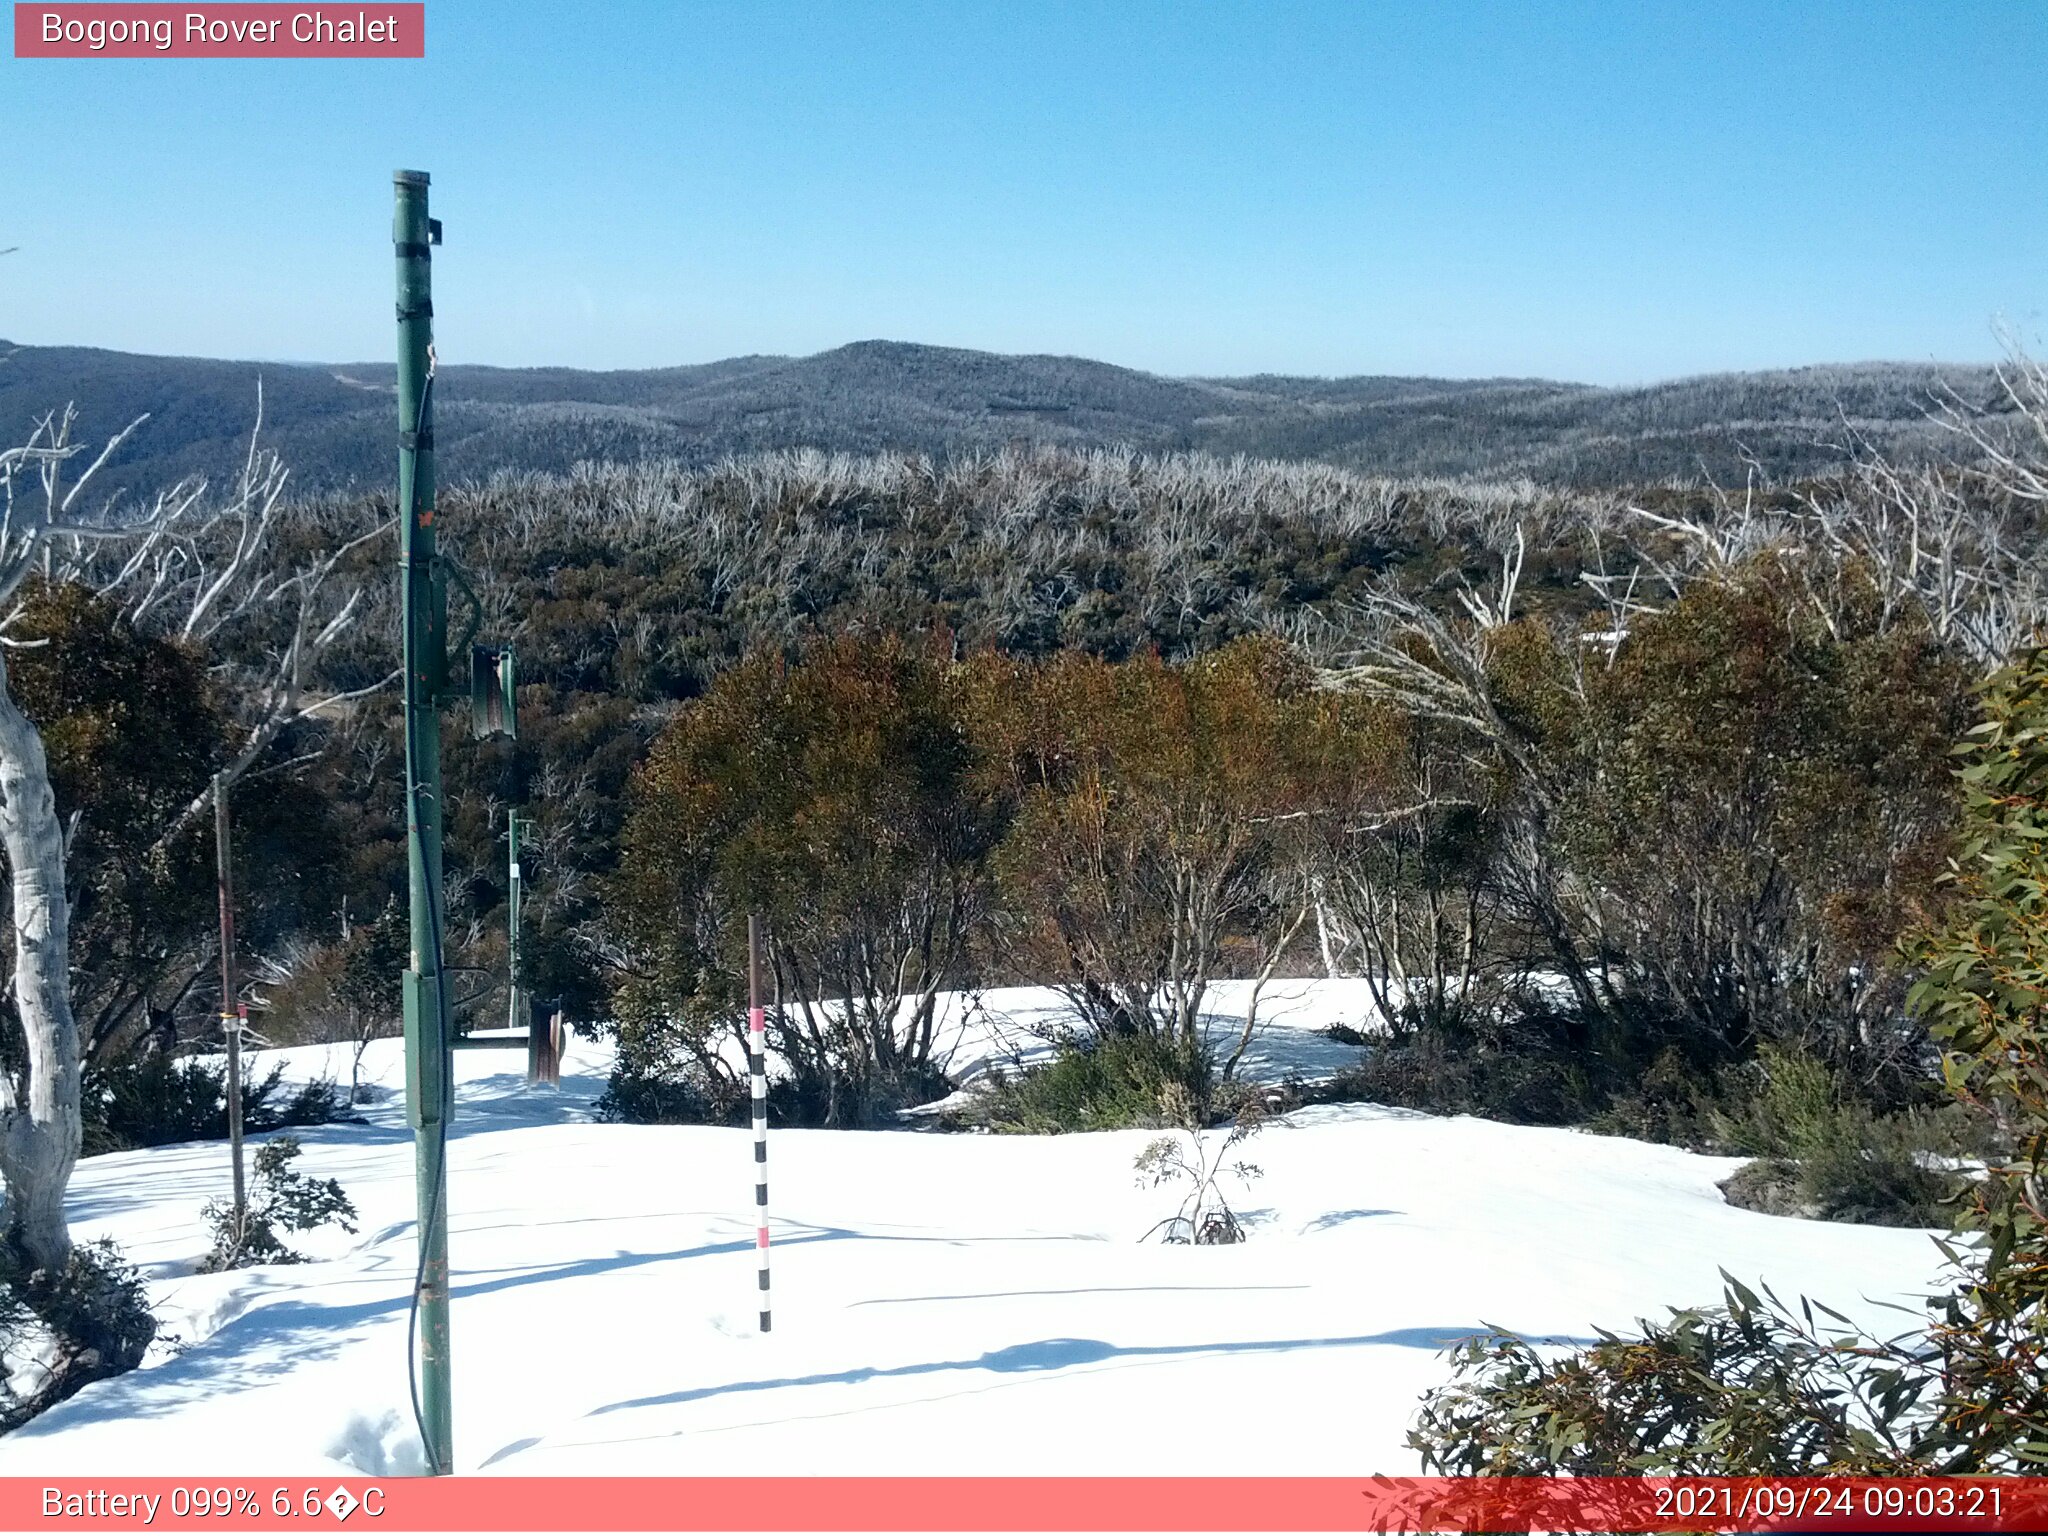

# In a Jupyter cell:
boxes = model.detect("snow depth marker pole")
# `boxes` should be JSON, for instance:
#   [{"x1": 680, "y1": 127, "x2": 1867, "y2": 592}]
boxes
[
  {"x1": 748, "y1": 913, "x2": 772, "y2": 1333},
  {"x1": 508, "y1": 811, "x2": 531, "y2": 1041}
]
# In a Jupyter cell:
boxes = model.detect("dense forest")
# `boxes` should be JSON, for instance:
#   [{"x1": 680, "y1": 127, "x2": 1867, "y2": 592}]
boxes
[
  {"x1": 6, "y1": 348, "x2": 2048, "y2": 1457},
  {"x1": 6, "y1": 351, "x2": 2036, "y2": 1157},
  {"x1": 0, "y1": 338, "x2": 2007, "y2": 500}
]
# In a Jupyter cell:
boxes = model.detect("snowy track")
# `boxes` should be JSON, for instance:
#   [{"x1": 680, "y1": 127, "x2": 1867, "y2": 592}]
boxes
[{"x1": 1, "y1": 984, "x2": 1945, "y2": 1476}]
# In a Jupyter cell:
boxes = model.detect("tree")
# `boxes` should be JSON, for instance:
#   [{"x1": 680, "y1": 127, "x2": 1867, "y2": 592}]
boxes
[
  {"x1": 0, "y1": 413, "x2": 204, "y2": 1275},
  {"x1": 972, "y1": 636, "x2": 1342, "y2": 1078},
  {"x1": 0, "y1": 580, "x2": 343, "y2": 1067},
  {"x1": 1324, "y1": 544, "x2": 1972, "y2": 1079},
  {"x1": 1904, "y1": 647, "x2": 2048, "y2": 1462},
  {"x1": 1307, "y1": 700, "x2": 1509, "y2": 1035},
  {"x1": 1408, "y1": 642, "x2": 2048, "y2": 1477},
  {"x1": 0, "y1": 403, "x2": 382, "y2": 1280},
  {"x1": 1551, "y1": 562, "x2": 1967, "y2": 1070},
  {"x1": 611, "y1": 634, "x2": 1003, "y2": 1125}
]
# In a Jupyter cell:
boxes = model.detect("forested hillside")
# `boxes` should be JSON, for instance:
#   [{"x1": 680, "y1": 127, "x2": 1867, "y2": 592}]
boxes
[
  {"x1": 0, "y1": 338, "x2": 2002, "y2": 499},
  {"x1": 9, "y1": 354, "x2": 2048, "y2": 1464}
]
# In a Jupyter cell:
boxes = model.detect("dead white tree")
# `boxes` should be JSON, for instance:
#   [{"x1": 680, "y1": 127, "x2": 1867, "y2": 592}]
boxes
[
  {"x1": 81, "y1": 388, "x2": 400, "y2": 855},
  {"x1": 0, "y1": 401, "x2": 391, "y2": 1275},
  {"x1": 0, "y1": 408, "x2": 202, "y2": 1272}
]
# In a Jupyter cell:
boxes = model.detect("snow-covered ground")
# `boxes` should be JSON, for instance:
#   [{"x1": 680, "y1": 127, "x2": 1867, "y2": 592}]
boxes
[{"x1": 2, "y1": 982, "x2": 1947, "y2": 1477}]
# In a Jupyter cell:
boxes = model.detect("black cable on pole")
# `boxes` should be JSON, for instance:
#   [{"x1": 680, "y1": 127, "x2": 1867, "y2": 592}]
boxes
[{"x1": 400, "y1": 365, "x2": 450, "y2": 1472}]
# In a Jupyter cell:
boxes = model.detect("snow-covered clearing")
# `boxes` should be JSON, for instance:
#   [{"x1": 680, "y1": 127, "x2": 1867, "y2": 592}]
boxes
[{"x1": 2, "y1": 981, "x2": 1945, "y2": 1476}]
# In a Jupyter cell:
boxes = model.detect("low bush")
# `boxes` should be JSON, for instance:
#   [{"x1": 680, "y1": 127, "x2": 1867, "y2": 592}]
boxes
[
  {"x1": 1409, "y1": 1273, "x2": 1939, "y2": 1475},
  {"x1": 1319, "y1": 1005, "x2": 1612, "y2": 1128},
  {"x1": 199, "y1": 1137, "x2": 359, "y2": 1271},
  {"x1": 1326, "y1": 1012, "x2": 1969, "y2": 1227},
  {"x1": 597, "y1": 1021, "x2": 952, "y2": 1129},
  {"x1": 1, "y1": 1238, "x2": 156, "y2": 1434},
  {"x1": 82, "y1": 1053, "x2": 346, "y2": 1155},
  {"x1": 1707, "y1": 1046, "x2": 1973, "y2": 1227},
  {"x1": 767, "y1": 1059, "x2": 955, "y2": 1128},
  {"x1": 964, "y1": 1030, "x2": 1211, "y2": 1133},
  {"x1": 594, "y1": 1036, "x2": 745, "y2": 1126}
]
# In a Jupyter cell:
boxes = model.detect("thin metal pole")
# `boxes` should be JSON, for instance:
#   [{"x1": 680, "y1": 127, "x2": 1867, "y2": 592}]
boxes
[
  {"x1": 507, "y1": 813, "x2": 523, "y2": 1040},
  {"x1": 748, "y1": 913, "x2": 771, "y2": 1333},
  {"x1": 214, "y1": 771, "x2": 245, "y2": 1241},
  {"x1": 395, "y1": 167, "x2": 454, "y2": 1476}
]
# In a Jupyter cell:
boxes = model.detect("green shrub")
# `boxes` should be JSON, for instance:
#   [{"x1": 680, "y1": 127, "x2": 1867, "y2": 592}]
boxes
[
  {"x1": 965, "y1": 1031, "x2": 1211, "y2": 1134},
  {"x1": 199, "y1": 1137, "x2": 358, "y2": 1271},
  {"x1": 1709, "y1": 1044, "x2": 1843, "y2": 1159},
  {"x1": 767, "y1": 1058, "x2": 955, "y2": 1128},
  {"x1": 595, "y1": 1047, "x2": 742, "y2": 1127},
  {"x1": 1318, "y1": 1005, "x2": 1968, "y2": 1230},
  {"x1": 1, "y1": 1238, "x2": 156, "y2": 1433},
  {"x1": 1409, "y1": 640, "x2": 2048, "y2": 1477},
  {"x1": 1707, "y1": 1046, "x2": 1970, "y2": 1227},
  {"x1": 83, "y1": 1054, "x2": 346, "y2": 1155},
  {"x1": 591, "y1": 1008, "x2": 750, "y2": 1127},
  {"x1": 1321, "y1": 1006, "x2": 1610, "y2": 1128},
  {"x1": 1409, "y1": 1274, "x2": 1938, "y2": 1475},
  {"x1": 597, "y1": 1015, "x2": 952, "y2": 1130}
]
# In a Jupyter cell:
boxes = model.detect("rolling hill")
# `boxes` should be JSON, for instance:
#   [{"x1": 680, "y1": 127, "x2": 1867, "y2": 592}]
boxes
[{"x1": 0, "y1": 337, "x2": 2000, "y2": 501}]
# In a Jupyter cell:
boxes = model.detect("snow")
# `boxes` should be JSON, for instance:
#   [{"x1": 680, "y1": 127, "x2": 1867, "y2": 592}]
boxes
[{"x1": 2, "y1": 982, "x2": 1948, "y2": 1477}]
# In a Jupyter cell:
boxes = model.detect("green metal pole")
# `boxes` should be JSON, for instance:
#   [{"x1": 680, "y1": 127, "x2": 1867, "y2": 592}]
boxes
[{"x1": 394, "y1": 168, "x2": 453, "y2": 1477}]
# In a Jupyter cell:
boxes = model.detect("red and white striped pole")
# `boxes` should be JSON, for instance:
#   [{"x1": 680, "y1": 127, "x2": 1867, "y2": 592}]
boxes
[{"x1": 747, "y1": 913, "x2": 772, "y2": 1333}]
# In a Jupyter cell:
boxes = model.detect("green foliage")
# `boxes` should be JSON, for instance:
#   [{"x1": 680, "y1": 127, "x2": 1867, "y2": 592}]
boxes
[
  {"x1": 5, "y1": 580, "x2": 224, "y2": 1062},
  {"x1": 610, "y1": 633, "x2": 1000, "y2": 1126},
  {"x1": 974, "y1": 635, "x2": 1353, "y2": 1061},
  {"x1": 1409, "y1": 643, "x2": 2048, "y2": 1478},
  {"x1": 1902, "y1": 645, "x2": 2048, "y2": 1463},
  {"x1": 1711, "y1": 1043, "x2": 1845, "y2": 1159},
  {"x1": 1546, "y1": 562, "x2": 1968, "y2": 1060},
  {"x1": 82, "y1": 1054, "x2": 344, "y2": 1155},
  {"x1": 1324, "y1": 1007, "x2": 1609, "y2": 1128},
  {"x1": 1, "y1": 1237, "x2": 156, "y2": 1433},
  {"x1": 965, "y1": 1032, "x2": 1213, "y2": 1135},
  {"x1": 1410, "y1": 1274, "x2": 1938, "y2": 1475},
  {"x1": 592, "y1": 1037, "x2": 745, "y2": 1127},
  {"x1": 0, "y1": 580, "x2": 348, "y2": 1069},
  {"x1": 1707, "y1": 1045, "x2": 1969, "y2": 1227},
  {"x1": 199, "y1": 1137, "x2": 359, "y2": 1271},
  {"x1": 336, "y1": 901, "x2": 408, "y2": 1025}
]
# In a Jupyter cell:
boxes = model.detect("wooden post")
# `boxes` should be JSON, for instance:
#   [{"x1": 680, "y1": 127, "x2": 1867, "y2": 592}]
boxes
[
  {"x1": 527, "y1": 995, "x2": 562, "y2": 1086},
  {"x1": 214, "y1": 771, "x2": 246, "y2": 1244}
]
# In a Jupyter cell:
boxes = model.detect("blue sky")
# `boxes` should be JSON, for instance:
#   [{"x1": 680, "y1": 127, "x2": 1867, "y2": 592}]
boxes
[{"x1": 2, "y1": 0, "x2": 2043, "y2": 383}]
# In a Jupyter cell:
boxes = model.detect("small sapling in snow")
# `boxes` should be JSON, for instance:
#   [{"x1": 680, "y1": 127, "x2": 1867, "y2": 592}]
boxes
[{"x1": 1135, "y1": 1105, "x2": 1264, "y2": 1244}]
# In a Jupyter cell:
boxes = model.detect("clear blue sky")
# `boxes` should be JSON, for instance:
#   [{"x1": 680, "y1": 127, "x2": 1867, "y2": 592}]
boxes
[{"x1": 3, "y1": 0, "x2": 2042, "y2": 383}]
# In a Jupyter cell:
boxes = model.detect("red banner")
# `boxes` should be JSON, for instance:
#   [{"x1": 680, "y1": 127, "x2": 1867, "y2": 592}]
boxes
[
  {"x1": 12, "y1": 4, "x2": 423, "y2": 58},
  {"x1": 1, "y1": 1477, "x2": 2044, "y2": 1532}
]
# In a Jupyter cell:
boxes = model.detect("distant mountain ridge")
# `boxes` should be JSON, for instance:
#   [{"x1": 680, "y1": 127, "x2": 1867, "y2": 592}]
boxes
[{"x1": 0, "y1": 337, "x2": 1999, "y2": 498}]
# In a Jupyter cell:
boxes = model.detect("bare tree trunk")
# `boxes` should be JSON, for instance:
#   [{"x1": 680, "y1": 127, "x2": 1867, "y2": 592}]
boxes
[{"x1": 0, "y1": 661, "x2": 79, "y2": 1274}]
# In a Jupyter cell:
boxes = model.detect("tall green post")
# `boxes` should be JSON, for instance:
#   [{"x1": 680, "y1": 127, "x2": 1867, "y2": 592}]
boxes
[{"x1": 394, "y1": 168, "x2": 453, "y2": 1477}]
